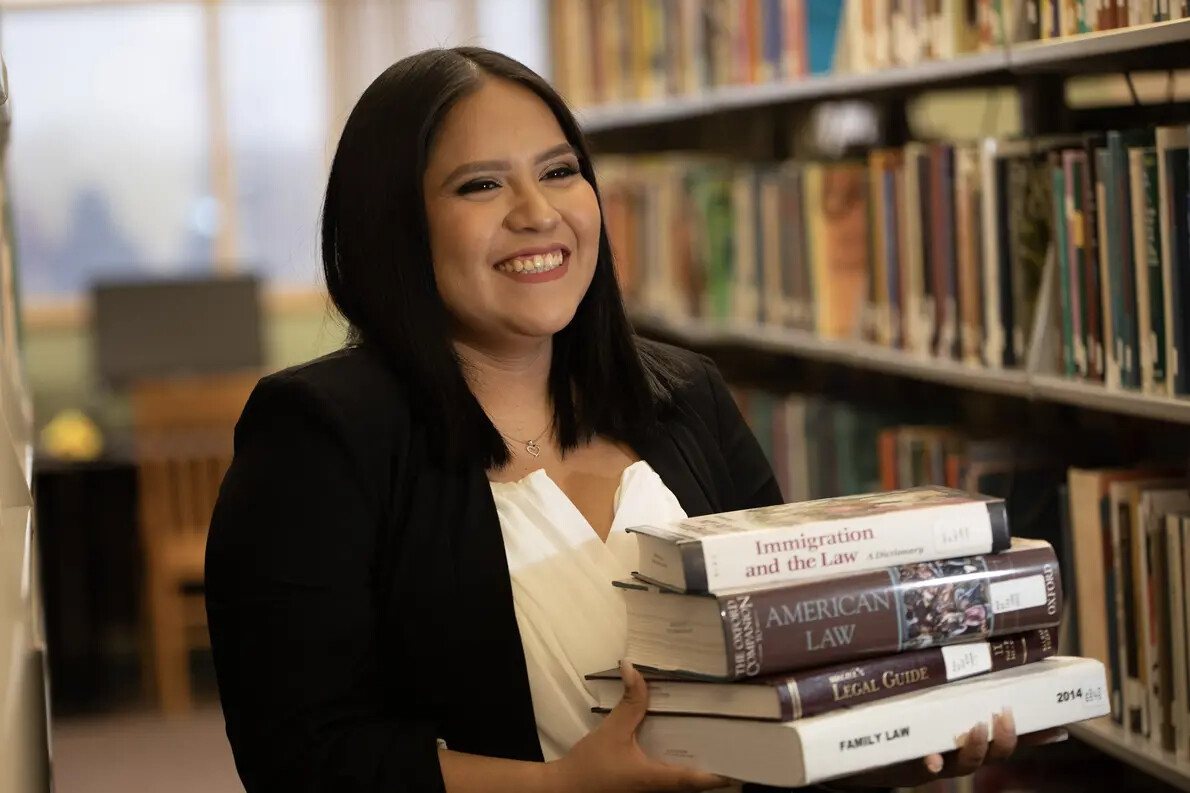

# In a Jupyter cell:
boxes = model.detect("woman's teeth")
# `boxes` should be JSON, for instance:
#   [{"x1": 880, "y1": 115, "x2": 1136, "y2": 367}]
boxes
[{"x1": 496, "y1": 250, "x2": 565, "y2": 274}]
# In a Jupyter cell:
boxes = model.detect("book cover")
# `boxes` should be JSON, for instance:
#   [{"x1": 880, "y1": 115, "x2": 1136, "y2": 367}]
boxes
[
  {"x1": 631, "y1": 657, "x2": 1109, "y2": 788},
  {"x1": 621, "y1": 538, "x2": 1059, "y2": 679},
  {"x1": 629, "y1": 485, "x2": 1010, "y2": 593}
]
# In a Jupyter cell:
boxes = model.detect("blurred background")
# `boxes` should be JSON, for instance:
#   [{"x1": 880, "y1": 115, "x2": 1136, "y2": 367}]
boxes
[{"x1": 4, "y1": 1, "x2": 1190, "y2": 792}]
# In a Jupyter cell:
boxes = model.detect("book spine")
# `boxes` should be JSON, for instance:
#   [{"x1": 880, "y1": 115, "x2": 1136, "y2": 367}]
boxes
[
  {"x1": 694, "y1": 498, "x2": 1009, "y2": 592},
  {"x1": 1054, "y1": 163, "x2": 1075, "y2": 376},
  {"x1": 717, "y1": 543, "x2": 1061, "y2": 677},
  {"x1": 1143, "y1": 150, "x2": 1167, "y2": 391},
  {"x1": 1081, "y1": 144, "x2": 1105, "y2": 381},
  {"x1": 1169, "y1": 147, "x2": 1189, "y2": 394},
  {"x1": 786, "y1": 627, "x2": 1058, "y2": 719}
]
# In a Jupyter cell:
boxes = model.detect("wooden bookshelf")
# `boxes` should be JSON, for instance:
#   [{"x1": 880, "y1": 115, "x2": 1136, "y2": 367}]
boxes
[
  {"x1": 577, "y1": 18, "x2": 1190, "y2": 135},
  {"x1": 1070, "y1": 720, "x2": 1190, "y2": 792},
  {"x1": 633, "y1": 312, "x2": 1190, "y2": 425}
]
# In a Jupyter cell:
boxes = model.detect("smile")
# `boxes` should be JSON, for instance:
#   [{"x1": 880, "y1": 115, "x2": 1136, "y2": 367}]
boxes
[{"x1": 494, "y1": 249, "x2": 565, "y2": 274}]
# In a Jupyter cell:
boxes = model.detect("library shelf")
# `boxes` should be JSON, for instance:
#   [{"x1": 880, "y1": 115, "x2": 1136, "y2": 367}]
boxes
[
  {"x1": 1011, "y1": 17, "x2": 1190, "y2": 70},
  {"x1": 634, "y1": 313, "x2": 1190, "y2": 424},
  {"x1": 631, "y1": 313, "x2": 1033, "y2": 399},
  {"x1": 1070, "y1": 719, "x2": 1190, "y2": 792},
  {"x1": 1030, "y1": 374, "x2": 1190, "y2": 425},
  {"x1": 576, "y1": 50, "x2": 1011, "y2": 133},
  {"x1": 575, "y1": 18, "x2": 1190, "y2": 135}
]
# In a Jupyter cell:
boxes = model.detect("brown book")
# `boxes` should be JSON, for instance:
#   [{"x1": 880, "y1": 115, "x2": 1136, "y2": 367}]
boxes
[
  {"x1": 620, "y1": 538, "x2": 1061, "y2": 680},
  {"x1": 589, "y1": 628, "x2": 1058, "y2": 721},
  {"x1": 807, "y1": 162, "x2": 870, "y2": 340}
]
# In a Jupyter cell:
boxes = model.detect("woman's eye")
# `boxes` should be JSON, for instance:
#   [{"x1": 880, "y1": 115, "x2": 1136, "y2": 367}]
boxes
[
  {"x1": 543, "y1": 164, "x2": 579, "y2": 180},
  {"x1": 457, "y1": 179, "x2": 500, "y2": 195}
]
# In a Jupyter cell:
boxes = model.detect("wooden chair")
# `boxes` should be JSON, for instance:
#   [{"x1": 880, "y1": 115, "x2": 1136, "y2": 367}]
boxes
[{"x1": 130, "y1": 371, "x2": 259, "y2": 714}]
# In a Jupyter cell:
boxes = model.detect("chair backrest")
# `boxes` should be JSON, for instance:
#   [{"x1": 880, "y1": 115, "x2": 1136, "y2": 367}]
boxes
[{"x1": 129, "y1": 371, "x2": 259, "y2": 560}]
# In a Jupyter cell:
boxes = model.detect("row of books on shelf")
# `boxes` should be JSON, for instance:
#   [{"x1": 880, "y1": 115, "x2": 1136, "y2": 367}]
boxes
[
  {"x1": 550, "y1": 0, "x2": 1188, "y2": 110},
  {"x1": 724, "y1": 382, "x2": 1190, "y2": 768},
  {"x1": 1067, "y1": 467, "x2": 1190, "y2": 759},
  {"x1": 605, "y1": 476, "x2": 1107, "y2": 786},
  {"x1": 602, "y1": 123, "x2": 1190, "y2": 398},
  {"x1": 850, "y1": 0, "x2": 1190, "y2": 74}
]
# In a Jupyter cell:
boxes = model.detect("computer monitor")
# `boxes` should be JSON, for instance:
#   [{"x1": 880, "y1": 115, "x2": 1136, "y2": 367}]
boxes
[{"x1": 91, "y1": 273, "x2": 265, "y2": 387}]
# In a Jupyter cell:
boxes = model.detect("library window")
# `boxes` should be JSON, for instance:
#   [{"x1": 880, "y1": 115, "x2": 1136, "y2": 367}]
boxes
[{"x1": 3, "y1": 4, "x2": 213, "y2": 298}]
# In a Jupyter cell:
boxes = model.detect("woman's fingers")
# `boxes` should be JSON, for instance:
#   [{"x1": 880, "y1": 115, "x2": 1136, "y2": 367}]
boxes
[
  {"x1": 948, "y1": 722, "x2": 990, "y2": 777},
  {"x1": 642, "y1": 764, "x2": 733, "y2": 793},
  {"x1": 603, "y1": 660, "x2": 649, "y2": 734},
  {"x1": 985, "y1": 709, "x2": 1018, "y2": 763}
]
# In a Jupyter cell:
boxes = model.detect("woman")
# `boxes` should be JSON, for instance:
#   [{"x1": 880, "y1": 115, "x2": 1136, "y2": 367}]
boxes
[{"x1": 204, "y1": 47, "x2": 1050, "y2": 793}]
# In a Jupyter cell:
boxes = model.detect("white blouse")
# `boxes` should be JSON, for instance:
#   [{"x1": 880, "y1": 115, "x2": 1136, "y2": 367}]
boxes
[{"x1": 489, "y1": 460, "x2": 689, "y2": 761}]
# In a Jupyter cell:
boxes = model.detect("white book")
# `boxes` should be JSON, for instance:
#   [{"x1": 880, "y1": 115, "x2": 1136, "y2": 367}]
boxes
[
  {"x1": 633, "y1": 657, "x2": 1109, "y2": 788},
  {"x1": 628, "y1": 486, "x2": 1009, "y2": 593}
]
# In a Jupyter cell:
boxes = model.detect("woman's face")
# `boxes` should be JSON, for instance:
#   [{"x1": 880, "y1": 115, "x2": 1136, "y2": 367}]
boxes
[{"x1": 423, "y1": 78, "x2": 601, "y2": 350}]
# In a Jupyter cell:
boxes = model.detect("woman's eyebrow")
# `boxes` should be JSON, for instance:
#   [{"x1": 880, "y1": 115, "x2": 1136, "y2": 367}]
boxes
[{"x1": 440, "y1": 143, "x2": 577, "y2": 187}]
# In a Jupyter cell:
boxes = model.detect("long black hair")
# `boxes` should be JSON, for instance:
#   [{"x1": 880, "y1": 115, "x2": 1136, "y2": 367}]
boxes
[{"x1": 321, "y1": 46, "x2": 683, "y2": 468}]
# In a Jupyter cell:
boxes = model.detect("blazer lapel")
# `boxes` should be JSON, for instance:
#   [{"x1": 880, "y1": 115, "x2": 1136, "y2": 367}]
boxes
[{"x1": 639, "y1": 421, "x2": 720, "y2": 518}]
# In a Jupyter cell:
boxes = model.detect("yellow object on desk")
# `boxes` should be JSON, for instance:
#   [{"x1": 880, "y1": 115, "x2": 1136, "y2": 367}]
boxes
[{"x1": 40, "y1": 408, "x2": 104, "y2": 461}]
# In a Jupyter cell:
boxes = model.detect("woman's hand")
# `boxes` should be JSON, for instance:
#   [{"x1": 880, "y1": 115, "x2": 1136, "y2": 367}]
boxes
[
  {"x1": 545, "y1": 661, "x2": 732, "y2": 793},
  {"x1": 827, "y1": 708, "x2": 1069, "y2": 790}
]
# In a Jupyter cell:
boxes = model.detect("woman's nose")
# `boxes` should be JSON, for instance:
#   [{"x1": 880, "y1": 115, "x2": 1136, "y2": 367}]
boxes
[{"x1": 505, "y1": 184, "x2": 560, "y2": 232}]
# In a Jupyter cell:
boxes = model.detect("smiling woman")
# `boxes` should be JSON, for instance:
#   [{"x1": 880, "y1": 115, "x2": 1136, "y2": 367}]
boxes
[
  {"x1": 203, "y1": 46, "x2": 1026, "y2": 793},
  {"x1": 422, "y1": 81, "x2": 600, "y2": 351}
]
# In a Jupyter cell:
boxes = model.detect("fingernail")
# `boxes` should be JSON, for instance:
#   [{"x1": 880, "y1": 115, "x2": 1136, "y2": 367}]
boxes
[
  {"x1": 1040, "y1": 729, "x2": 1069, "y2": 745},
  {"x1": 1001, "y1": 707, "x2": 1016, "y2": 733},
  {"x1": 926, "y1": 755, "x2": 943, "y2": 774}
]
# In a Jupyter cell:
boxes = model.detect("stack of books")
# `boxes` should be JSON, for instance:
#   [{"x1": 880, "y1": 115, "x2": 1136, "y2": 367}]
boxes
[{"x1": 594, "y1": 486, "x2": 1110, "y2": 787}]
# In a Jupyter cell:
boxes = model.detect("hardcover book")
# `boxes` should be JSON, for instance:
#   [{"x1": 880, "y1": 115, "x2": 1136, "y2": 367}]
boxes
[
  {"x1": 631, "y1": 657, "x2": 1109, "y2": 788},
  {"x1": 588, "y1": 628, "x2": 1057, "y2": 720},
  {"x1": 619, "y1": 538, "x2": 1060, "y2": 679},
  {"x1": 627, "y1": 485, "x2": 1010, "y2": 593}
]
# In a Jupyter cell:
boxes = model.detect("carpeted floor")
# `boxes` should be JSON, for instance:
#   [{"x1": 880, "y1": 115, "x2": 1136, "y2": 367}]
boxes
[{"x1": 51, "y1": 707, "x2": 243, "y2": 793}]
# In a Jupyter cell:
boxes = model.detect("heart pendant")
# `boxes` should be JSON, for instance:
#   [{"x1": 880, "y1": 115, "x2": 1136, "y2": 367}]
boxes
[{"x1": 525, "y1": 440, "x2": 541, "y2": 457}]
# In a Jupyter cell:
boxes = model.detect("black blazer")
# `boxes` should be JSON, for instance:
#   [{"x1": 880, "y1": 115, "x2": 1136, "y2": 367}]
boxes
[{"x1": 205, "y1": 341, "x2": 790, "y2": 793}]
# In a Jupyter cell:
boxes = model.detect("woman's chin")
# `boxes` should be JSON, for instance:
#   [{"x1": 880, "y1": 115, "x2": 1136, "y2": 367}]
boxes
[{"x1": 507, "y1": 310, "x2": 579, "y2": 341}]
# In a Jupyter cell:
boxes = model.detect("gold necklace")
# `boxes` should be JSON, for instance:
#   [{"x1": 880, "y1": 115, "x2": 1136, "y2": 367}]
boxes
[{"x1": 495, "y1": 422, "x2": 550, "y2": 457}]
